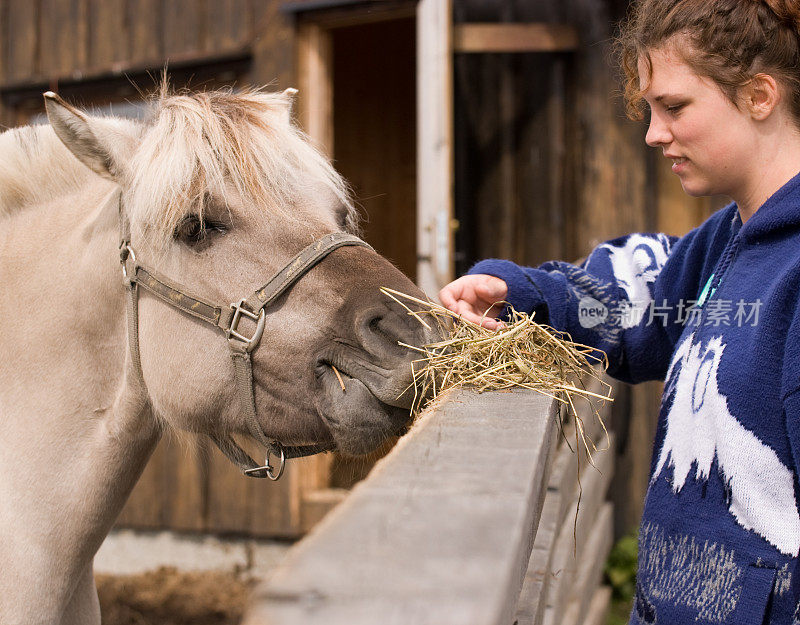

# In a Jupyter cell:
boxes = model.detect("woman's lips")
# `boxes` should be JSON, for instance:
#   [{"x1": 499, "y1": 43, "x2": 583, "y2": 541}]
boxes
[{"x1": 667, "y1": 155, "x2": 688, "y2": 174}]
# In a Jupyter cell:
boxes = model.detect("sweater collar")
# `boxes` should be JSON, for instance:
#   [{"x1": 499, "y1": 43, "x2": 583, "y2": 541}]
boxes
[{"x1": 738, "y1": 168, "x2": 800, "y2": 243}]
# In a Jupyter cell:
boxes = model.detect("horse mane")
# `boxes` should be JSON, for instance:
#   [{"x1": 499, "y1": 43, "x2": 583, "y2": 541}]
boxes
[
  {"x1": 0, "y1": 87, "x2": 358, "y2": 241},
  {"x1": 127, "y1": 87, "x2": 359, "y2": 244}
]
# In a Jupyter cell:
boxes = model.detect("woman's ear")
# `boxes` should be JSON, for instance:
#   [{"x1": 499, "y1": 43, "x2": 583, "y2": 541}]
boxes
[{"x1": 745, "y1": 73, "x2": 781, "y2": 121}]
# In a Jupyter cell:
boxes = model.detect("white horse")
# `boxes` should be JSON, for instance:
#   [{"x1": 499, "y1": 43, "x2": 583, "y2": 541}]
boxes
[{"x1": 0, "y1": 87, "x2": 432, "y2": 624}]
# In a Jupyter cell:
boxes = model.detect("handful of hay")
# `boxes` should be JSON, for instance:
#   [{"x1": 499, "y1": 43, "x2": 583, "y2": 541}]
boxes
[{"x1": 380, "y1": 287, "x2": 613, "y2": 462}]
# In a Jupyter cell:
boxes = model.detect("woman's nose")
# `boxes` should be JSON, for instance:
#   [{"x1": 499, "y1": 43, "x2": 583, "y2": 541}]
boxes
[{"x1": 645, "y1": 113, "x2": 671, "y2": 147}]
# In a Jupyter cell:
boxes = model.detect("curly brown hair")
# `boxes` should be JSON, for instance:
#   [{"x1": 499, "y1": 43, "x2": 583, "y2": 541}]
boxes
[{"x1": 616, "y1": 0, "x2": 800, "y2": 124}]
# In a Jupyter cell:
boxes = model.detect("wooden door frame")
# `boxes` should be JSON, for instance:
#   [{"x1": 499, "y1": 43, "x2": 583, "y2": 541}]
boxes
[
  {"x1": 416, "y1": 0, "x2": 454, "y2": 294},
  {"x1": 295, "y1": 0, "x2": 455, "y2": 296}
]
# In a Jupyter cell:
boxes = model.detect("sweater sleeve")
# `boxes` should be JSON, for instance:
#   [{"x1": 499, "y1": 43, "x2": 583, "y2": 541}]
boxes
[{"x1": 468, "y1": 217, "x2": 734, "y2": 383}]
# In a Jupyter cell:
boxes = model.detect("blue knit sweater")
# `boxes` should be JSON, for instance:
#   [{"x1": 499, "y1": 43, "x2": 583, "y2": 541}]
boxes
[{"x1": 470, "y1": 172, "x2": 800, "y2": 624}]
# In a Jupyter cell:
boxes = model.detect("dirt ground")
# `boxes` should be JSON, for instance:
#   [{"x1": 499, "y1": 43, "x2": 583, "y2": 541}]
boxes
[{"x1": 96, "y1": 567, "x2": 254, "y2": 625}]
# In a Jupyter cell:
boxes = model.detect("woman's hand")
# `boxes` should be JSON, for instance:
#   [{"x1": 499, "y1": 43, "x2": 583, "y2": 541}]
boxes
[{"x1": 438, "y1": 274, "x2": 508, "y2": 330}]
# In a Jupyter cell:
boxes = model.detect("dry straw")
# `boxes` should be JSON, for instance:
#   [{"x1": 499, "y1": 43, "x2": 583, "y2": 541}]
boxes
[{"x1": 380, "y1": 287, "x2": 614, "y2": 467}]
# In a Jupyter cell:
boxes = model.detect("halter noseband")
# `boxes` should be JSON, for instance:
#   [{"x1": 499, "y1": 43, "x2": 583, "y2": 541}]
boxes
[{"x1": 117, "y1": 193, "x2": 371, "y2": 480}]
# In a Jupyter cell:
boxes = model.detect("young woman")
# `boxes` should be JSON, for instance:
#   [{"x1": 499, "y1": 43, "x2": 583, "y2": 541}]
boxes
[{"x1": 440, "y1": 1, "x2": 800, "y2": 623}]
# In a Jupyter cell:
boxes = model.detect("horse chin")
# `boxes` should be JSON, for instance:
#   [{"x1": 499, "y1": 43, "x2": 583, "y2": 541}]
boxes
[{"x1": 315, "y1": 366, "x2": 412, "y2": 456}]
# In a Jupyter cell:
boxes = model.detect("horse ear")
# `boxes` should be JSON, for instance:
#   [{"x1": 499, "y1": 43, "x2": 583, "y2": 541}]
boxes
[
  {"x1": 281, "y1": 87, "x2": 298, "y2": 121},
  {"x1": 43, "y1": 91, "x2": 136, "y2": 182}
]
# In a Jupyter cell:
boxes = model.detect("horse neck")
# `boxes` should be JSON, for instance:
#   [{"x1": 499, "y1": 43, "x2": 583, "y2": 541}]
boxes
[{"x1": 0, "y1": 183, "x2": 161, "y2": 619}]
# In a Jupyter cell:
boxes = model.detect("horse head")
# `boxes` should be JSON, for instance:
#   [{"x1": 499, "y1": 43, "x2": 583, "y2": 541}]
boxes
[{"x1": 44, "y1": 88, "x2": 435, "y2": 467}]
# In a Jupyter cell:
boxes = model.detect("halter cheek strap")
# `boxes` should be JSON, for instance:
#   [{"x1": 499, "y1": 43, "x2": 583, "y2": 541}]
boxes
[{"x1": 118, "y1": 193, "x2": 372, "y2": 480}]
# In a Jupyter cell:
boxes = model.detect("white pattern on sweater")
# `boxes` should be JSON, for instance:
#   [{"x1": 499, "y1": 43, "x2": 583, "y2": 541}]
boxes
[{"x1": 654, "y1": 334, "x2": 800, "y2": 556}]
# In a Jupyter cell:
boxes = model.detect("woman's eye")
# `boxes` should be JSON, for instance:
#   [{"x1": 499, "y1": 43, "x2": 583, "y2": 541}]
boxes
[{"x1": 665, "y1": 103, "x2": 685, "y2": 114}]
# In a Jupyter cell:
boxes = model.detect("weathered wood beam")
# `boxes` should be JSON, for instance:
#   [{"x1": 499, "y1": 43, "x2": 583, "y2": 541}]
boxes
[
  {"x1": 453, "y1": 24, "x2": 579, "y2": 54},
  {"x1": 417, "y1": 0, "x2": 454, "y2": 294},
  {"x1": 242, "y1": 388, "x2": 559, "y2": 625},
  {"x1": 296, "y1": 22, "x2": 333, "y2": 156}
]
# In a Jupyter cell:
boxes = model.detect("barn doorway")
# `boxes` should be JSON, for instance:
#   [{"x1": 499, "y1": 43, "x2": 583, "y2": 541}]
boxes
[
  {"x1": 295, "y1": 7, "x2": 417, "y2": 283},
  {"x1": 294, "y1": 7, "x2": 418, "y2": 488},
  {"x1": 331, "y1": 17, "x2": 417, "y2": 281}
]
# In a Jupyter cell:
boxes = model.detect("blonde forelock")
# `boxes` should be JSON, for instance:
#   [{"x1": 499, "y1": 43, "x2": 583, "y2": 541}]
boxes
[{"x1": 126, "y1": 88, "x2": 357, "y2": 246}]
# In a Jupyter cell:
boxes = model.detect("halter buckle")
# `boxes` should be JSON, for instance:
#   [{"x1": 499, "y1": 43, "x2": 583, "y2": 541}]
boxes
[
  {"x1": 227, "y1": 300, "x2": 266, "y2": 352},
  {"x1": 244, "y1": 445, "x2": 286, "y2": 480}
]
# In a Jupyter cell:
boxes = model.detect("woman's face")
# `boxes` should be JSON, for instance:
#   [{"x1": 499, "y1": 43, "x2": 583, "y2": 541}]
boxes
[{"x1": 639, "y1": 45, "x2": 757, "y2": 200}]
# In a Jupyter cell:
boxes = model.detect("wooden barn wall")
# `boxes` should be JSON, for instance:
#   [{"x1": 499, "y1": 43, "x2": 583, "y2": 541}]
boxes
[
  {"x1": 0, "y1": 0, "x2": 296, "y2": 126},
  {"x1": 1, "y1": 0, "x2": 259, "y2": 80}
]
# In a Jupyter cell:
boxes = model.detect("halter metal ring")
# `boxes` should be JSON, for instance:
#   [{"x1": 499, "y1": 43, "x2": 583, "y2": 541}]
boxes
[
  {"x1": 227, "y1": 300, "x2": 266, "y2": 352},
  {"x1": 120, "y1": 245, "x2": 136, "y2": 281},
  {"x1": 244, "y1": 445, "x2": 286, "y2": 480}
]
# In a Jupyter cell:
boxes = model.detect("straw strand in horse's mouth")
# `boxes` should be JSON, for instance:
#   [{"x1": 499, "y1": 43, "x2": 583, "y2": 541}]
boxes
[
  {"x1": 316, "y1": 360, "x2": 355, "y2": 391},
  {"x1": 330, "y1": 365, "x2": 347, "y2": 392}
]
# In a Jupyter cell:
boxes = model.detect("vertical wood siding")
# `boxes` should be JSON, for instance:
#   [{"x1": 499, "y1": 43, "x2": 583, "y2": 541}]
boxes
[{"x1": 0, "y1": 0, "x2": 261, "y2": 86}]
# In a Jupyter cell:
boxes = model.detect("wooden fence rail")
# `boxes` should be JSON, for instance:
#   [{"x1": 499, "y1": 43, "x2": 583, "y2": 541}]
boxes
[{"x1": 243, "y1": 381, "x2": 614, "y2": 625}]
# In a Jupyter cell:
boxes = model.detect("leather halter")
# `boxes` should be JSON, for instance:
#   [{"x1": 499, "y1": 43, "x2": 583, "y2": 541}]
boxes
[{"x1": 117, "y1": 193, "x2": 372, "y2": 479}]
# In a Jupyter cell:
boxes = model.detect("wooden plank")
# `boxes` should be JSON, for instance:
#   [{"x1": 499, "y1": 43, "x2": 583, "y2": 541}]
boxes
[
  {"x1": 163, "y1": 0, "x2": 205, "y2": 59},
  {"x1": 0, "y1": 0, "x2": 7, "y2": 87},
  {"x1": 288, "y1": 3, "x2": 415, "y2": 30},
  {"x1": 569, "y1": 503, "x2": 614, "y2": 624},
  {"x1": 206, "y1": 436, "x2": 296, "y2": 537},
  {"x1": 206, "y1": 439, "x2": 252, "y2": 533},
  {"x1": 496, "y1": 52, "x2": 515, "y2": 260},
  {"x1": 88, "y1": 0, "x2": 127, "y2": 70},
  {"x1": 610, "y1": 382, "x2": 661, "y2": 535},
  {"x1": 206, "y1": 0, "x2": 251, "y2": 52},
  {"x1": 250, "y1": 461, "x2": 296, "y2": 537},
  {"x1": 162, "y1": 434, "x2": 207, "y2": 532},
  {"x1": 514, "y1": 487, "x2": 561, "y2": 625},
  {"x1": 243, "y1": 389, "x2": 559, "y2": 625},
  {"x1": 572, "y1": 374, "x2": 615, "y2": 455},
  {"x1": 561, "y1": 599, "x2": 581, "y2": 625},
  {"x1": 250, "y1": 0, "x2": 293, "y2": 89},
  {"x1": 417, "y1": 0, "x2": 454, "y2": 295},
  {"x1": 74, "y1": 0, "x2": 89, "y2": 70},
  {"x1": 453, "y1": 24, "x2": 578, "y2": 54},
  {"x1": 549, "y1": 422, "x2": 580, "y2": 530},
  {"x1": 547, "y1": 434, "x2": 615, "y2": 622},
  {"x1": 116, "y1": 437, "x2": 169, "y2": 528},
  {"x1": 285, "y1": 452, "x2": 332, "y2": 535},
  {"x1": 301, "y1": 487, "x2": 347, "y2": 531},
  {"x1": 584, "y1": 586, "x2": 613, "y2": 625},
  {"x1": 295, "y1": 22, "x2": 333, "y2": 155},
  {"x1": 39, "y1": 0, "x2": 82, "y2": 77},
  {"x1": 6, "y1": 0, "x2": 38, "y2": 82},
  {"x1": 127, "y1": 0, "x2": 163, "y2": 65}
]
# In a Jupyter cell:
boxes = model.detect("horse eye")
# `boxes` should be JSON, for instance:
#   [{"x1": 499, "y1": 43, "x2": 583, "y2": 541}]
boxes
[
  {"x1": 174, "y1": 214, "x2": 227, "y2": 246},
  {"x1": 174, "y1": 214, "x2": 205, "y2": 244}
]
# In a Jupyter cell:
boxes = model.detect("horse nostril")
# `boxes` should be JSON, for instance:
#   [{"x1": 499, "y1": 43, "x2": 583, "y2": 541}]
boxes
[
  {"x1": 363, "y1": 313, "x2": 393, "y2": 344},
  {"x1": 368, "y1": 315, "x2": 383, "y2": 335},
  {"x1": 359, "y1": 309, "x2": 407, "y2": 350},
  {"x1": 358, "y1": 304, "x2": 434, "y2": 354}
]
